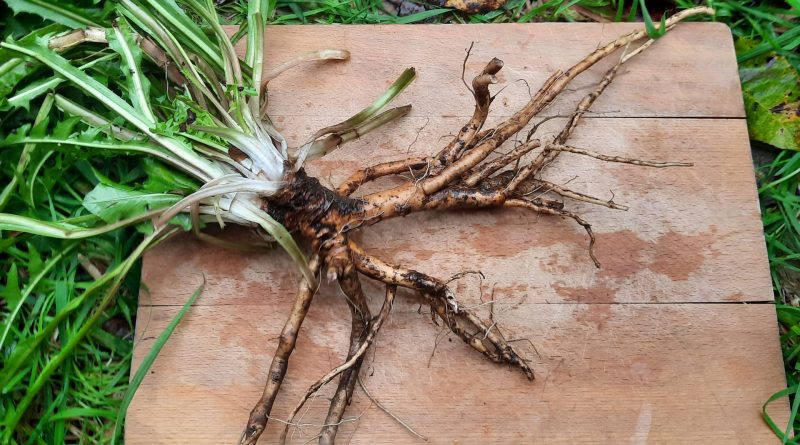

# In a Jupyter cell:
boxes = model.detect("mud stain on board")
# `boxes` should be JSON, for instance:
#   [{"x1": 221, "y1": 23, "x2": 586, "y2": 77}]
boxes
[
  {"x1": 553, "y1": 282, "x2": 619, "y2": 304},
  {"x1": 594, "y1": 230, "x2": 650, "y2": 280},
  {"x1": 575, "y1": 304, "x2": 614, "y2": 331},
  {"x1": 650, "y1": 230, "x2": 717, "y2": 281},
  {"x1": 491, "y1": 283, "x2": 530, "y2": 298},
  {"x1": 465, "y1": 215, "x2": 587, "y2": 258},
  {"x1": 540, "y1": 253, "x2": 573, "y2": 274},
  {"x1": 592, "y1": 227, "x2": 718, "y2": 282}
]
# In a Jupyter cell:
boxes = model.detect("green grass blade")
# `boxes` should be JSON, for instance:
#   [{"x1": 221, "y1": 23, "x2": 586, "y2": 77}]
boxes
[
  {"x1": 5, "y1": 0, "x2": 101, "y2": 28},
  {"x1": 2, "y1": 227, "x2": 177, "y2": 440},
  {"x1": 110, "y1": 281, "x2": 204, "y2": 445},
  {"x1": 626, "y1": 0, "x2": 639, "y2": 22},
  {"x1": 639, "y1": 0, "x2": 665, "y2": 39},
  {"x1": 48, "y1": 407, "x2": 119, "y2": 421},
  {"x1": 0, "y1": 268, "x2": 120, "y2": 391},
  {"x1": 0, "y1": 242, "x2": 79, "y2": 352},
  {"x1": 738, "y1": 26, "x2": 800, "y2": 63},
  {"x1": 394, "y1": 8, "x2": 450, "y2": 24},
  {"x1": 554, "y1": 0, "x2": 582, "y2": 17},
  {"x1": 787, "y1": 378, "x2": 800, "y2": 443},
  {"x1": 762, "y1": 384, "x2": 800, "y2": 444},
  {"x1": 614, "y1": 0, "x2": 624, "y2": 22}
]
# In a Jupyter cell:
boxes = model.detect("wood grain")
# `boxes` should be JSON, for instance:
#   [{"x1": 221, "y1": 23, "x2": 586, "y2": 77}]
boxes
[
  {"x1": 256, "y1": 23, "x2": 744, "y2": 120},
  {"x1": 128, "y1": 297, "x2": 786, "y2": 444},
  {"x1": 128, "y1": 23, "x2": 786, "y2": 444}
]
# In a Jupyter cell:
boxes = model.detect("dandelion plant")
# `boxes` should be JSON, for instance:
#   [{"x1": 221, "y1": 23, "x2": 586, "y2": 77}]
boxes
[{"x1": 0, "y1": 1, "x2": 713, "y2": 443}]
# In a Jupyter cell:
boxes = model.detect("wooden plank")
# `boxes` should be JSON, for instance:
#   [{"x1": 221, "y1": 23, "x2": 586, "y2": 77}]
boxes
[
  {"x1": 128, "y1": 23, "x2": 785, "y2": 444},
  {"x1": 255, "y1": 23, "x2": 744, "y2": 120},
  {"x1": 127, "y1": 300, "x2": 786, "y2": 444}
]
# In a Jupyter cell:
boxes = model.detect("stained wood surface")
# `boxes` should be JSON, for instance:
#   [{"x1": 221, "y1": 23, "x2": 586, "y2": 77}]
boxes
[{"x1": 128, "y1": 23, "x2": 786, "y2": 444}]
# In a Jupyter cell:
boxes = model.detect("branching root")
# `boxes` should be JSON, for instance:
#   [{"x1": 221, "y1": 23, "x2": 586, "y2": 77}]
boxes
[{"x1": 238, "y1": 9, "x2": 712, "y2": 443}]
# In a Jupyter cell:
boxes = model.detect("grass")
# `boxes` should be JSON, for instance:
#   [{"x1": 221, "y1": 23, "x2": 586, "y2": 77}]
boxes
[{"x1": 0, "y1": 0, "x2": 798, "y2": 443}]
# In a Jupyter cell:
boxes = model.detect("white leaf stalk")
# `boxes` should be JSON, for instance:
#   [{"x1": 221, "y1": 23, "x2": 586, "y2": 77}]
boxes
[{"x1": 0, "y1": 0, "x2": 416, "y2": 285}]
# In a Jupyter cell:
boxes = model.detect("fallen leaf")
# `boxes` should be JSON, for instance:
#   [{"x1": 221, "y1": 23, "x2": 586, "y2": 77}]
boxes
[
  {"x1": 737, "y1": 38, "x2": 800, "y2": 151},
  {"x1": 433, "y1": 0, "x2": 507, "y2": 14}
]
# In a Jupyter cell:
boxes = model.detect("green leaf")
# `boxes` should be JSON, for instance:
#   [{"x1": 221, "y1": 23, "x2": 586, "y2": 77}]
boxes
[
  {"x1": 111, "y1": 281, "x2": 203, "y2": 445},
  {"x1": 0, "y1": 93, "x2": 54, "y2": 211},
  {"x1": 7, "y1": 77, "x2": 63, "y2": 111},
  {"x1": 738, "y1": 43, "x2": 800, "y2": 151},
  {"x1": 26, "y1": 242, "x2": 43, "y2": 277},
  {"x1": 0, "y1": 136, "x2": 207, "y2": 178},
  {"x1": 305, "y1": 105, "x2": 412, "y2": 159},
  {"x1": 0, "y1": 58, "x2": 35, "y2": 104},
  {"x1": 0, "y1": 24, "x2": 64, "y2": 101},
  {"x1": 306, "y1": 67, "x2": 417, "y2": 142},
  {"x1": 0, "y1": 211, "x2": 161, "y2": 239},
  {"x1": 2, "y1": 263, "x2": 23, "y2": 308},
  {"x1": 142, "y1": 158, "x2": 200, "y2": 194},
  {"x1": 7, "y1": 44, "x2": 222, "y2": 183},
  {"x1": 83, "y1": 183, "x2": 181, "y2": 223},
  {"x1": 107, "y1": 18, "x2": 157, "y2": 124},
  {"x1": 1, "y1": 39, "x2": 153, "y2": 134},
  {"x1": 6, "y1": 0, "x2": 101, "y2": 28}
]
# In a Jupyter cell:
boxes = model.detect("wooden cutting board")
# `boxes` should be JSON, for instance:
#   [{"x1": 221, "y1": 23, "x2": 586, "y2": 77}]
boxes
[{"x1": 127, "y1": 23, "x2": 788, "y2": 444}]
